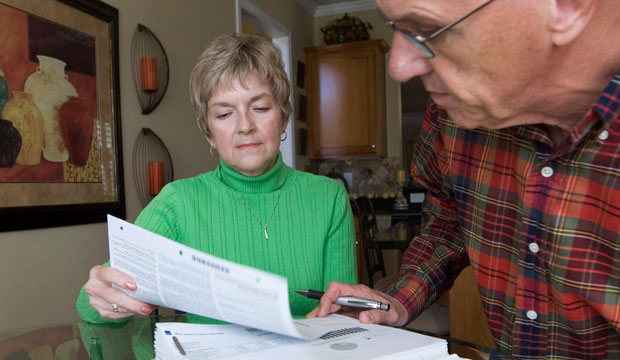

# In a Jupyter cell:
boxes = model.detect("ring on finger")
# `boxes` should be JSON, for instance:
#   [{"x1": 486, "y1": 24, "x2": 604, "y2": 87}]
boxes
[{"x1": 111, "y1": 303, "x2": 119, "y2": 313}]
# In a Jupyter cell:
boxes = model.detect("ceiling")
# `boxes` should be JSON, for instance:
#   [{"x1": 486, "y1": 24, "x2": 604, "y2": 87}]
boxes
[
  {"x1": 312, "y1": 0, "x2": 356, "y2": 5},
  {"x1": 297, "y1": 0, "x2": 376, "y2": 17}
]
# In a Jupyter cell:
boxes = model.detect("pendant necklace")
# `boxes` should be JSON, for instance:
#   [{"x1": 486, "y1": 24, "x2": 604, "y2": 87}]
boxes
[{"x1": 236, "y1": 189, "x2": 284, "y2": 240}]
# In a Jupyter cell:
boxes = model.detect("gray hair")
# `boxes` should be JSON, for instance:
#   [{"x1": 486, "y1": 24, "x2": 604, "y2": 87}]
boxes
[{"x1": 189, "y1": 33, "x2": 291, "y2": 139}]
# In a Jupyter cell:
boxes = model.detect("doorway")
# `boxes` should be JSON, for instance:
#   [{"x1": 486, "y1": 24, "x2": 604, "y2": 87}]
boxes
[{"x1": 235, "y1": 0, "x2": 295, "y2": 169}]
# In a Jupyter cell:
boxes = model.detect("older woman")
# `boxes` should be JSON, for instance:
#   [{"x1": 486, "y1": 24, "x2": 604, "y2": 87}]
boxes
[{"x1": 76, "y1": 34, "x2": 356, "y2": 324}]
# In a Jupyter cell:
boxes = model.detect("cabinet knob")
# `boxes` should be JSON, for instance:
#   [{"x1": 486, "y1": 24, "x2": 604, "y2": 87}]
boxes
[{"x1": 371, "y1": 144, "x2": 376, "y2": 148}]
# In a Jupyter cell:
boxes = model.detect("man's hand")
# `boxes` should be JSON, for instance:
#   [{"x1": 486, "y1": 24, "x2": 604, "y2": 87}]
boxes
[{"x1": 306, "y1": 281, "x2": 409, "y2": 327}]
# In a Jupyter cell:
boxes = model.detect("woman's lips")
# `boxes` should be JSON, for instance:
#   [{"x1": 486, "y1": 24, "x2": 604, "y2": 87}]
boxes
[{"x1": 236, "y1": 143, "x2": 261, "y2": 150}]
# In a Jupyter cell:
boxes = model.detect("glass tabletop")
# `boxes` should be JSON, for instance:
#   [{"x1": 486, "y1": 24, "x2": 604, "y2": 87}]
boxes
[
  {"x1": 0, "y1": 313, "x2": 492, "y2": 360},
  {"x1": 366, "y1": 220, "x2": 420, "y2": 252}
]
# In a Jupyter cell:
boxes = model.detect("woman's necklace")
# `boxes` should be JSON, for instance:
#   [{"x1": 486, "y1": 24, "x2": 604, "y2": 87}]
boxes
[{"x1": 236, "y1": 189, "x2": 284, "y2": 240}]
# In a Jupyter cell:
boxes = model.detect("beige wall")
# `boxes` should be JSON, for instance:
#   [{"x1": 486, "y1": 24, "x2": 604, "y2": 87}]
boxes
[
  {"x1": 0, "y1": 1, "x2": 394, "y2": 332},
  {"x1": 313, "y1": 10, "x2": 401, "y2": 158}
]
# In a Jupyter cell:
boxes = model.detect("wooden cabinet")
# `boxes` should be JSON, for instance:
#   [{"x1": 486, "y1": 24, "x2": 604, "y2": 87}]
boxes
[{"x1": 305, "y1": 40, "x2": 388, "y2": 158}]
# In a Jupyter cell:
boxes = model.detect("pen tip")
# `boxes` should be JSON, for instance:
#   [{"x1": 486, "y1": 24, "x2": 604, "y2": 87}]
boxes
[{"x1": 295, "y1": 290, "x2": 307, "y2": 296}]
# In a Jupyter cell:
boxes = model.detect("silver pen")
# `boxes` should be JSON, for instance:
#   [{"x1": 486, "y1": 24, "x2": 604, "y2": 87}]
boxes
[{"x1": 296, "y1": 289, "x2": 390, "y2": 311}]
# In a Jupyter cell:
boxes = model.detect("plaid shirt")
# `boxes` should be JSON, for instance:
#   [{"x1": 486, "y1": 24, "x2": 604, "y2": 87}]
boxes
[{"x1": 389, "y1": 69, "x2": 620, "y2": 358}]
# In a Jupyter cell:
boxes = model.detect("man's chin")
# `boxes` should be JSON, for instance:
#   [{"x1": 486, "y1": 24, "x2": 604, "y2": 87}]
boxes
[{"x1": 445, "y1": 111, "x2": 483, "y2": 130}]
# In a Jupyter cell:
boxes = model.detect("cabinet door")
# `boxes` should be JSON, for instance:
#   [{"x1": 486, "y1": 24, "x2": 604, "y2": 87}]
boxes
[{"x1": 306, "y1": 40, "x2": 387, "y2": 158}]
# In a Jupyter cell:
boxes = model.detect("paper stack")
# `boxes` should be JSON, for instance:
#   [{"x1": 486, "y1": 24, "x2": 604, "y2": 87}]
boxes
[
  {"x1": 154, "y1": 314, "x2": 456, "y2": 360},
  {"x1": 107, "y1": 216, "x2": 459, "y2": 359}
]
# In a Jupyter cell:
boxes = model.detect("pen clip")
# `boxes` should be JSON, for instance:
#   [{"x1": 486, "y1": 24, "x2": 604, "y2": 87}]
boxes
[{"x1": 172, "y1": 335, "x2": 186, "y2": 355}]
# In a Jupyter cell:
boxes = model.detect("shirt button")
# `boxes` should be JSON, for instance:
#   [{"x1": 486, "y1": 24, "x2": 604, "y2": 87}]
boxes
[
  {"x1": 598, "y1": 130, "x2": 609, "y2": 141},
  {"x1": 526, "y1": 310, "x2": 538, "y2": 320},
  {"x1": 541, "y1": 166, "x2": 554, "y2": 178},
  {"x1": 529, "y1": 242, "x2": 540, "y2": 253}
]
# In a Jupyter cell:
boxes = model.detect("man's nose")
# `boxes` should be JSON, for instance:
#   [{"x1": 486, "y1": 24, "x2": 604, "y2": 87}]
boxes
[{"x1": 388, "y1": 32, "x2": 433, "y2": 83}]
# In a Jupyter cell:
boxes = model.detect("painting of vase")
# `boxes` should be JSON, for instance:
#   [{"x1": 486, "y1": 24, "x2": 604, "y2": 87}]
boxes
[
  {"x1": 0, "y1": 119, "x2": 21, "y2": 168},
  {"x1": 0, "y1": 67, "x2": 8, "y2": 114},
  {"x1": 24, "y1": 55, "x2": 78, "y2": 163},
  {"x1": 59, "y1": 97, "x2": 93, "y2": 166},
  {"x1": 2, "y1": 91, "x2": 44, "y2": 165}
]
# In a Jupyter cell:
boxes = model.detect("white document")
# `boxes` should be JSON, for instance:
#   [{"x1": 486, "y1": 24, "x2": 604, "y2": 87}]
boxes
[
  {"x1": 154, "y1": 314, "x2": 452, "y2": 360},
  {"x1": 107, "y1": 215, "x2": 332, "y2": 340}
]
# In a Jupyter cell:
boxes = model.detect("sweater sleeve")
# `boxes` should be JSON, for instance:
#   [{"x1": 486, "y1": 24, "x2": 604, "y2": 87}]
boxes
[
  {"x1": 322, "y1": 184, "x2": 358, "y2": 289},
  {"x1": 76, "y1": 183, "x2": 180, "y2": 324},
  {"x1": 388, "y1": 103, "x2": 469, "y2": 321}
]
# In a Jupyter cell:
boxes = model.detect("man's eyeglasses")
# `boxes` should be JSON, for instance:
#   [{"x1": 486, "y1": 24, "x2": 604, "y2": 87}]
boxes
[{"x1": 379, "y1": 0, "x2": 495, "y2": 59}]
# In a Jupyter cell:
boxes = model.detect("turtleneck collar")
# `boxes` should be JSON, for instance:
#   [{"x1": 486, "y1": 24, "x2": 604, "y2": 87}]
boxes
[{"x1": 215, "y1": 152, "x2": 291, "y2": 194}]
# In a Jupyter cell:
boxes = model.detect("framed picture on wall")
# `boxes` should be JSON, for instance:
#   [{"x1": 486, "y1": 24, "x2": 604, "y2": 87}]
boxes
[
  {"x1": 297, "y1": 94, "x2": 307, "y2": 122},
  {"x1": 297, "y1": 128, "x2": 308, "y2": 156},
  {"x1": 296, "y1": 60, "x2": 305, "y2": 89},
  {"x1": 0, "y1": 0, "x2": 124, "y2": 231}
]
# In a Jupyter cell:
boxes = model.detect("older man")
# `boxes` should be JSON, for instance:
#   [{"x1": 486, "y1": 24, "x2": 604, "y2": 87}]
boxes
[{"x1": 310, "y1": 0, "x2": 620, "y2": 358}]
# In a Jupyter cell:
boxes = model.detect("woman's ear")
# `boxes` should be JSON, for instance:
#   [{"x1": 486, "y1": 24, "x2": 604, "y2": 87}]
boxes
[
  {"x1": 281, "y1": 119, "x2": 289, "y2": 134},
  {"x1": 549, "y1": 0, "x2": 596, "y2": 46}
]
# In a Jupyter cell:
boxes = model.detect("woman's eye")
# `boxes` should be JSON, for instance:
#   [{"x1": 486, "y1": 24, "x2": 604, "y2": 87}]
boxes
[
  {"x1": 253, "y1": 107, "x2": 270, "y2": 113},
  {"x1": 216, "y1": 112, "x2": 232, "y2": 120}
]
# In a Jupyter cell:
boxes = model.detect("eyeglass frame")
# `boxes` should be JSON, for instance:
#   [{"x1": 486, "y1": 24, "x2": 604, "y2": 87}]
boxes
[{"x1": 379, "y1": 0, "x2": 495, "y2": 59}]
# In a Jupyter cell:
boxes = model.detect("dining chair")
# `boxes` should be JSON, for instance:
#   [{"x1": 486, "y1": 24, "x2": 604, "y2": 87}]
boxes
[{"x1": 350, "y1": 196, "x2": 386, "y2": 288}]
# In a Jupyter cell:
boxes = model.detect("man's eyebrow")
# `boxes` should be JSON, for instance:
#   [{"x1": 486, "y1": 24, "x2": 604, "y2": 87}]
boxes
[{"x1": 391, "y1": 9, "x2": 445, "y2": 27}]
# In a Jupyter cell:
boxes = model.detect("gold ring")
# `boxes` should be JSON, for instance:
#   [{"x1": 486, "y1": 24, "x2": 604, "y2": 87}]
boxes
[{"x1": 111, "y1": 303, "x2": 119, "y2": 313}]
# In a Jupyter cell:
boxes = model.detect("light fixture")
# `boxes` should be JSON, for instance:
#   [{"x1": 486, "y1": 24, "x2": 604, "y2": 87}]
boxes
[
  {"x1": 132, "y1": 128, "x2": 173, "y2": 207},
  {"x1": 130, "y1": 24, "x2": 169, "y2": 115}
]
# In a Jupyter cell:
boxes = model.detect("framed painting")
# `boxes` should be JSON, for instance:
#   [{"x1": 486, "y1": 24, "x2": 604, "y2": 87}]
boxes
[
  {"x1": 297, "y1": 128, "x2": 307, "y2": 156},
  {"x1": 297, "y1": 94, "x2": 306, "y2": 122},
  {"x1": 296, "y1": 60, "x2": 305, "y2": 89},
  {"x1": 0, "y1": 0, "x2": 124, "y2": 231}
]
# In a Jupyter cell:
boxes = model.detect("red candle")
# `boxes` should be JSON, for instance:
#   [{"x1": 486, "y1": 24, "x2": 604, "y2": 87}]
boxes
[
  {"x1": 149, "y1": 161, "x2": 164, "y2": 195},
  {"x1": 141, "y1": 56, "x2": 158, "y2": 91}
]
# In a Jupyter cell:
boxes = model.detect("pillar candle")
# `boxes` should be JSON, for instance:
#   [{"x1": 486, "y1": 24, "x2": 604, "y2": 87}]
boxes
[
  {"x1": 141, "y1": 56, "x2": 158, "y2": 91},
  {"x1": 397, "y1": 226, "x2": 407, "y2": 241},
  {"x1": 396, "y1": 169, "x2": 406, "y2": 183},
  {"x1": 149, "y1": 161, "x2": 164, "y2": 195}
]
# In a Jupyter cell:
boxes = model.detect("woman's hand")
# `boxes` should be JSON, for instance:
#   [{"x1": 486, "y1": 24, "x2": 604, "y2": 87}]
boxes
[
  {"x1": 306, "y1": 281, "x2": 409, "y2": 327},
  {"x1": 83, "y1": 265, "x2": 154, "y2": 319}
]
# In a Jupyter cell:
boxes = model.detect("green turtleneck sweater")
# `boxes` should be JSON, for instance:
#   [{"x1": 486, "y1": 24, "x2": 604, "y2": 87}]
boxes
[{"x1": 76, "y1": 153, "x2": 356, "y2": 324}]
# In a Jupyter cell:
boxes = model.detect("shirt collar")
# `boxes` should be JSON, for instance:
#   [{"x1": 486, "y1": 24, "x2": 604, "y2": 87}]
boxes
[
  {"x1": 512, "y1": 68, "x2": 620, "y2": 147},
  {"x1": 215, "y1": 151, "x2": 290, "y2": 194},
  {"x1": 593, "y1": 68, "x2": 620, "y2": 125}
]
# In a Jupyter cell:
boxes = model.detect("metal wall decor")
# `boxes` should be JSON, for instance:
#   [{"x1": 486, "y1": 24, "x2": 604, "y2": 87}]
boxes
[
  {"x1": 132, "y1": 128, "x2": 173, "y2": 207},
  {"x1": 130, "y1": 24, "x2": 169, "y2": 114}
]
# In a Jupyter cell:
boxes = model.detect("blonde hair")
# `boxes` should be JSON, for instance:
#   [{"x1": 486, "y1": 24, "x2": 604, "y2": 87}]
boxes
[{"x1": 189, "y1": 33, "x2": 291, "y2": 139}]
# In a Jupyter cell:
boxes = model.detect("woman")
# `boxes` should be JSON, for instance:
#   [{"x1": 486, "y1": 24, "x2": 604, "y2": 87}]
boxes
[{"x1": 76, "y1": 34, "x2": 357, "y2": 324}]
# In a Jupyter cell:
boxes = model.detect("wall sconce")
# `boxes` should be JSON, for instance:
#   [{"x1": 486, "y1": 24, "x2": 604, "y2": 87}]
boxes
[
  {"x1": 133, "y1": 128, "x2": 173, "y2": 207},
  {"x1": 130, "y1": 24, "x2": 169, "y2": 115}
]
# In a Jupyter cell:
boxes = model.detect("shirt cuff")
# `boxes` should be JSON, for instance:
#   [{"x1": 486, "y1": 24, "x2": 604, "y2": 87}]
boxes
[{"x1": 387, "y1": 276, "x2": 429, "y2": 322}]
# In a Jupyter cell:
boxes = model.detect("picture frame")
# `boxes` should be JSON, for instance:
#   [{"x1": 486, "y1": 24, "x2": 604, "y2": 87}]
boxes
[
  {"x1": 297, "y1": 128, "x2": 308, "y2": 156},
  {"x1": 297, "y1": 94, "x2": 307, "y2": 122},
  {"x1": 296, "y1": 60, "x2": 305, "y2": 89},
  {"x1": 0, "y1": 0, "x2": 124, "y2": 231}
]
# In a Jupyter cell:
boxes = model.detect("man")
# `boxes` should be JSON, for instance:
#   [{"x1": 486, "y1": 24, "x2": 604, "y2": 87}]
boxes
[{"x1": 309, "y1": 0, "x2": 620, "y2": 358}]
